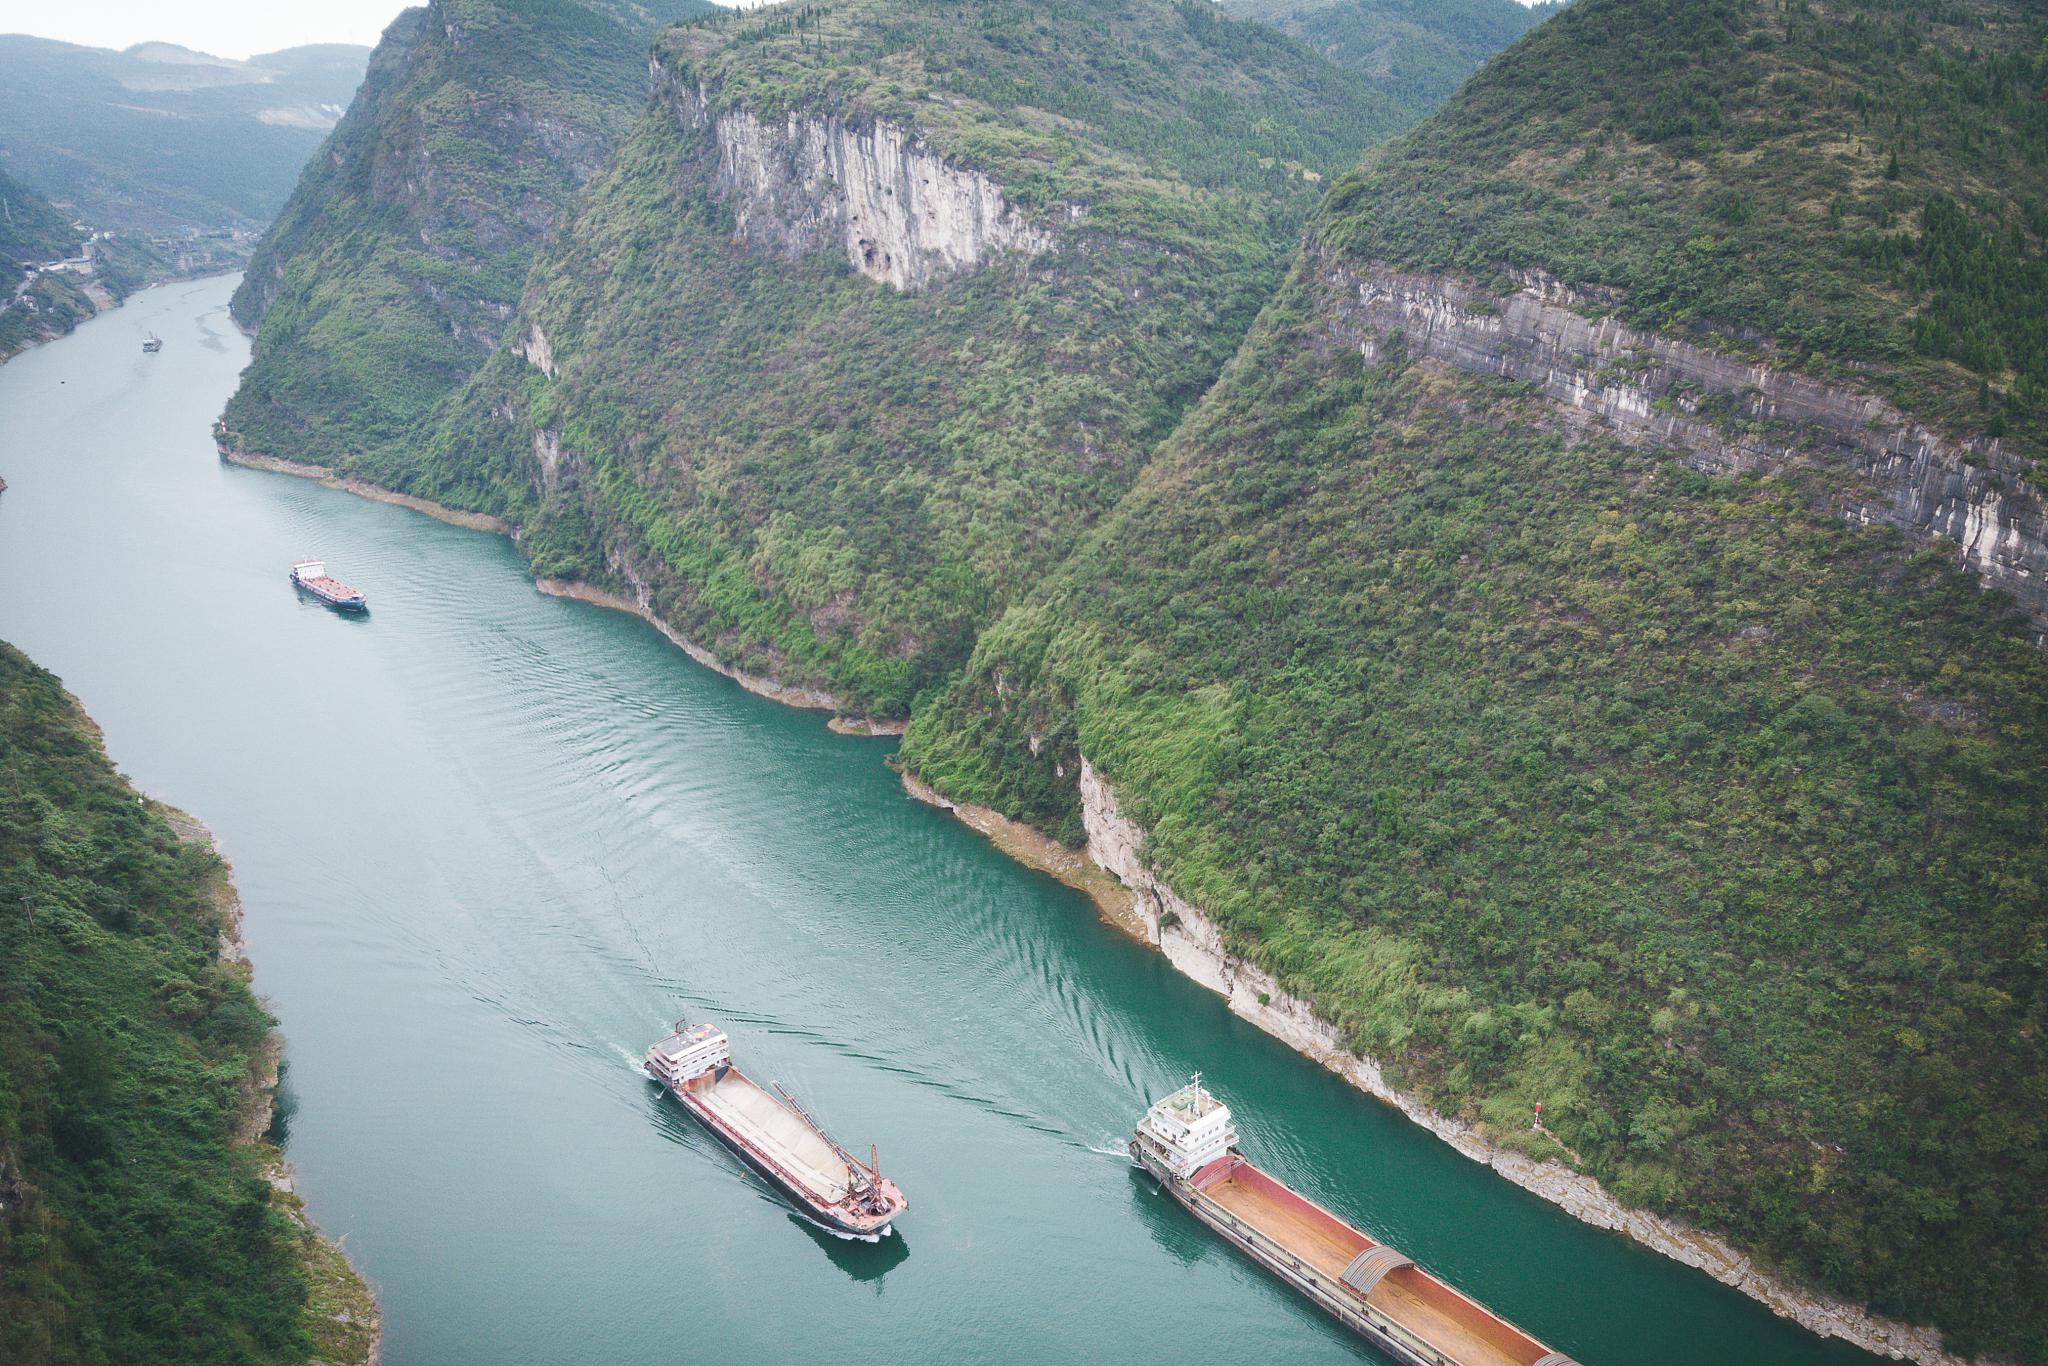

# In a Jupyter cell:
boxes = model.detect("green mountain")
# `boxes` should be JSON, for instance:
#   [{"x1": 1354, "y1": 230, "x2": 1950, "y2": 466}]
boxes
[
  {"x1": 1222, "y1": 0, "x2": 1560, "y2": 106},
  {"x1": 0, "y1": 37, "x2": 369, "y2": 231},
  {"x1": 904, "y1": 0, "x2": 2048, "y2": 1358},
  {"x1": 228, "y1": 0, "x2": 1407, "y2": 714},
  {"x1": 0, "y1": 172, "x2": 95, "y2": 364},
  {"x1": 224, "y1": 0, "x2": 714, "y2": 480},
  {"x1": 0, "y1": 171, "x2": 79, "y2": 271},
  {"x1": 0, "y1": 642, "x2": 375, "y2": 1365}
]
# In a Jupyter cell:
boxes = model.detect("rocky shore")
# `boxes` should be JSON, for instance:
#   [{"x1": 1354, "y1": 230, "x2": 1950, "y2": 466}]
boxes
[
  {"x1": 904, "y1": 758, "x2": 1969, "y2": 1366},
  {"x1": 161, "y1": 805, "x2": 381, "y2": 1366}
]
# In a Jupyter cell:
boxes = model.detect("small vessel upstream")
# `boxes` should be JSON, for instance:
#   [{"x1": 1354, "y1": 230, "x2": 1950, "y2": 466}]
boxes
[
  {"x1": 142, "y1": 332, "x2": 163, "y2": 353},
  {"x1": 1133, "y1": 1078, "x2": 1578, "y2": 1366},
  {"x1": 646, "y1": 1023, "x2": 906, "y2": 1238},
  {"x1": 289, "y1": 559, "x2": 367, "y2": 612}
]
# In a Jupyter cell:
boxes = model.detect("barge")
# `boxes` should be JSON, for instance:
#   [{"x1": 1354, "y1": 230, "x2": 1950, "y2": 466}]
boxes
[
  {"x1": 1133, "y1": 1078, "x2": 1577, "y2": 1366},
  {"x1": 289, "y1": 559, "x2": 367, "y2": 612},
  {"x1": 646, "y1": 1023, "x2": 905, "y2": 1238}
]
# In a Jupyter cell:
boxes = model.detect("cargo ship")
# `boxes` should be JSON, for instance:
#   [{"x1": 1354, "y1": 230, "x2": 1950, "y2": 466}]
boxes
[
  {"x1": 646, "y1": 1023, "x2": 906, "y2": 1238},
  {"x1": 1132, "y1": 1078, "x2": 1578, "y2": 1366},
  {"x1": 142, "y1": 333, "x2": 163, "y2": 353},
  {"x1": 289, "y1": 559, "x2": 367, "y2": 612}
]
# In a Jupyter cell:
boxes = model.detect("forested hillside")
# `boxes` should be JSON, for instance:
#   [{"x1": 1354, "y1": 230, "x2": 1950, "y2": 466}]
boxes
[
  {"x1": 903, "y1": 0, "x2": 2048, "y2": 1359},
  {"x1": 224, "y1": 0, "x2": 712, "y2": 475},
  {"x1": 0, "y1": 37, "x2": 368, "y2": 232},
  {"x1": 1222, "y1": 0, "x2": 1560, "y2": 106},
  {"x1": 0, "y1": 173, "x2": 94, "y2": 365},
  {"x1": 0, "y1": 643, "x2": 374, "y2": 1365},
  {"x1": 0, "y1": 173, "x2": 78, "y2": 271},
  {"x1": 232, "y1": 0, "x2": 1407, "y2": 716}
]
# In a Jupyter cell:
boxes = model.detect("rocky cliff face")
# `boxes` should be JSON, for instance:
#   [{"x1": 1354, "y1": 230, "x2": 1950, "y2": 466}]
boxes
[
  {"x1": 662, "y1": 68, "x2": 1054, "y2": 291},
  {"x1": 1318, "y1": 259, "x2": 2048, "y2": 631}
]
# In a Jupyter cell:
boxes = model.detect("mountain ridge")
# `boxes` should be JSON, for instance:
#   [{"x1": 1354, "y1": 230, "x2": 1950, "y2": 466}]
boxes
[{"x1": 902, "y1": 1, "x2": 2048, "y2": 1360}]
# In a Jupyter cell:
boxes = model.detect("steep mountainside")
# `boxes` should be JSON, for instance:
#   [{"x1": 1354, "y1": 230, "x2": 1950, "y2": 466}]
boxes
[
  {"x1": 223, "y1": 0, "x2": 712, "y2": 473},
  {"x1": 0, "y1": 643, "x2": 375, "y2": 1365},
  {"x1": 0, "y1": 173, "x2": 96, "y2": 365},
  {"x1": 256, "y1": 0, "x2": 1407, "y2": 715},
  {"x1": 1222, "y1": 0, "x2": 1561, "y2": 106},
  {"x1": 0, "y1": 37, "x2": 369, "y2": 231},
  {"x1": 0, "y1": 173, "x2": 79, "y2": 271},
  {"x1": 904, "y1": 0, "x2": 2048, "y2": 1359}
]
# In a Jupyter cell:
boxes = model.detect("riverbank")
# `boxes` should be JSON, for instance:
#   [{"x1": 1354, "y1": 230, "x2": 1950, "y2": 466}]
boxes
[
  {"x1": 906, "y1": 754, "x2": 1965, "y2": 1366},
  {"x1": 221, "y1": 440, "x2": 1960, "y2": 1364},
  {"x1": 216, "y1": 444, "x2": 918, "y2": 734},
  {"x1": 162, "y1": 805, "x2": 382, "y2": 1366},
  {"x1": 218, "y1": 448, "x2": 512, "y2": 534}
]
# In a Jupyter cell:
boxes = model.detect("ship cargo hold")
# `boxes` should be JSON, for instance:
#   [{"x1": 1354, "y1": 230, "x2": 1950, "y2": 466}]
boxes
[
  {"x1": 289, "y1": 559, "x2": 367, "y2": 612},
  {"x1": 646, "y1": 1023, "x2": 905, "y2": 1238},
  {"x1": 1132, "y1": 1079, "x2": 1579, "y2": 1366}
]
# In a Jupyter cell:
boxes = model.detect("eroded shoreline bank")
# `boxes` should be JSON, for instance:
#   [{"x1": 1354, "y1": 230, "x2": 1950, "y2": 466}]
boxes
[
  {"x1": 216, "y1": 447, "x2": 908, "y2": 735},
  {"x1": 219, "y1": 442, "x2": 1957, "y2": 1366},
  {"x1": 901, "y1": 761, "x2": 1966, "y2": 1366},
  {"x1": 161, "y1": 804, "x2": 382, "y2": 1366}
]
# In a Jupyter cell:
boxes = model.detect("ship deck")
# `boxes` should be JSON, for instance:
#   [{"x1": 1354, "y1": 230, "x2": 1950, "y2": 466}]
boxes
[
  {"x1": 689, "y1": 1070, "x2": 851, "y2": 1205},
  {"x1": 1200, "y1": 1162, "x2": 1544, "y2": 1366}
]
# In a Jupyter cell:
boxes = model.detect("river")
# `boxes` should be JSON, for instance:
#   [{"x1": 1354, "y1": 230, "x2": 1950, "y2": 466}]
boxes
[{"x1": 0, "y1": 276, "x2": 1885, "y2": 1364}]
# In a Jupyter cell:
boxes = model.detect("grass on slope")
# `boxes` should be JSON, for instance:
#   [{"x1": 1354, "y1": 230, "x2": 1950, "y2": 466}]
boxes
[
  {"x1": 1322, "y1": 0, "x2": 2048, "y2": 455},
  {"x1": 0, "y1": 643, "x2": 367, "y2": 1365},
  {"x1": 903, "y1": 269, "x2": 2048, "y2": 1360},
  {"x1": 395, "y1": 0, "x2": 1405, "y2": 715},
  {"x1": 1220, "y1": 0, "x2": 1559, "y2": 108},
  {"x1": 223, "y1": 0, "x2": 712, "y2": 474}
]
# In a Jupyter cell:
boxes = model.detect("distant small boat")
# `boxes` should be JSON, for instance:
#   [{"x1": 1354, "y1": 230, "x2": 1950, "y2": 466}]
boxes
[
  {"x1": 142, "y1": 333, "x2": 162, "y2": 353},
  {"x1": 289, "y1": 559, "x2": 367, "y2": 612}
]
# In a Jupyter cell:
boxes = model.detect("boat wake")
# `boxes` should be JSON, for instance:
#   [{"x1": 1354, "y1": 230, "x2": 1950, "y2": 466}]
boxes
[{"x1": 1087, "y1": 1136, "x2": 1140, "y2": 1165}]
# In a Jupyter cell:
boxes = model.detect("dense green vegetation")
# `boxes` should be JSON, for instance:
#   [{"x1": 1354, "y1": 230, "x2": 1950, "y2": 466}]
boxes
[
  {"x1": 906, "y1": 265, "x2": 2048, "y2": 1363},
  {"x1": 374, "y1": 0, "x2": 1405, "y2": 713},
  {"x1": 224, "y1": 0, "x2": 711, "y2": 473},
  {"x1": 228, "y1": 0, "x2": 2048, "y2": 1351},
  {"x1": 1321, "y1": 0, "x2": 2048, "y2": 449},
  {"x1": 0, "y1": 172, "x2": 91, "y2": 363},
  {"x1": 0, "y1": 37, "x2": 368, "y2": 232},
  {"x1": 0, "y1": 642, "x2": 372, "y2": 1364},
  {"x1": 0, "y1": 172, "x2": 79, "y2": 272},
  {"x1": 905, "y1": 1, "x2": 2048, "y2": 1357},
  {"x1": 1221, "y1": 0, "x2": 1560, "y2": 107}
]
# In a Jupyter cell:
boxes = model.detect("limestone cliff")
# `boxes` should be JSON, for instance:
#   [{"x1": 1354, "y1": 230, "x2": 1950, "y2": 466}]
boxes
[
  {"x1": 1321, "y1": 259, "x2": 2048, "y2": 630},
  {"x1": 663, "y1": 68, "x2": 1055, "y2": 291}
]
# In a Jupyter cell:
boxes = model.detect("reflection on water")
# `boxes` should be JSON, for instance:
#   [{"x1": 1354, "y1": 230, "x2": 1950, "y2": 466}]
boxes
[{"x1": 0, "y1": 275, "x2": 1888, "y2": 1366}]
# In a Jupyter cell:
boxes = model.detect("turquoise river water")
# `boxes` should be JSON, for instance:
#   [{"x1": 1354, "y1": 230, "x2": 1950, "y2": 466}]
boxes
[{"x1": 0, "y1": 277, "x2": 1886, "y2": 1363}]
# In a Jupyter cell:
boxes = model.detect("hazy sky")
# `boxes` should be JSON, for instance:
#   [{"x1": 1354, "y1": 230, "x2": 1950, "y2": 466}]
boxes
[
  {"x1": 0, "y1": 0, "x2": 415, "y2": 58},
  {"x1": 0, "y1": 0, "x2": 1539, "y2": 62}
]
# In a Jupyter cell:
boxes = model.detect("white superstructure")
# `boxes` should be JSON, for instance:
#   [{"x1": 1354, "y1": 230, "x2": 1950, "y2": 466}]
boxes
[
  {"x1": 1137, "y1": 1076, "x2": 1238, "y2": 1177},
  {"x1": 291, "y1": 559, "x2": 326, "y2": 582},
  {"x1": 646, "y1": 1022, "x2": 731, "y2": 1087}
]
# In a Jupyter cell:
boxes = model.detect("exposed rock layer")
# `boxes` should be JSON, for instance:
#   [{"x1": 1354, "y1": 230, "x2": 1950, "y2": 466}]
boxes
[
  {"x1": 1322, "y1": 259, "x2": 2047, "y2": 629},
  {"x1": 661, "y1": 67, "x2": 1054, "y2": 291}
]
